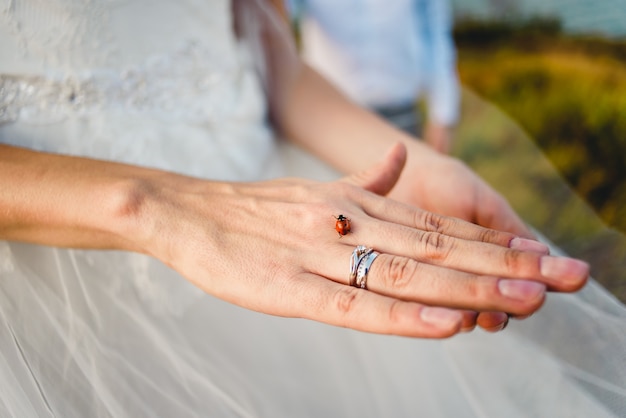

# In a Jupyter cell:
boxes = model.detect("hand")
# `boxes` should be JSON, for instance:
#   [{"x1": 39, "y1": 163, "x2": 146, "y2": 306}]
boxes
[
  {"x1": 424, "y1": 121, "x2": 453, "y2": 154},
  {"x1": 387, "y1": 141, "x2": 548, "y2": 330},
  {"x1": 389, "y1": 140, "x2": 533, "y2": 239},
  {"x1": 135, "y1": 143, "x2": 588, "y2": 338}
]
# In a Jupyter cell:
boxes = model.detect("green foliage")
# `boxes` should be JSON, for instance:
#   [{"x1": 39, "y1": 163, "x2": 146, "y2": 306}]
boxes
[
  {"x1": 455, "y1": 20, "x2": 626, "y2": 233},
  {"x1": 454, "y1": 16, "x2": 562, "y2": 48},
  {"x1": 452, "y1": 18, "x2": 626, "y2": 302}
]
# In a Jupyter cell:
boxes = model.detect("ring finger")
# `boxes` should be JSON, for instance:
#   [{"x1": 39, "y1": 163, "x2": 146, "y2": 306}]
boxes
[{"x1": 318, "y1": 244, "x2": 547, "y2": 317}]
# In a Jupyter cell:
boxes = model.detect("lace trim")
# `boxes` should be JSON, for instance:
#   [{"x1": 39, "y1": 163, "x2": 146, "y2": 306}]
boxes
[
  {"x1": 1, "y1": 0, "x2": 118, "y2": 68},
  {"x1": 0, "y1": 41, "x2": 243, "y2": 125}
]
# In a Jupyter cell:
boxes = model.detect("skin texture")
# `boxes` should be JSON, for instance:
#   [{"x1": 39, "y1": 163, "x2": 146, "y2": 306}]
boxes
[
  {"x1": 0, "y1": 1, "x2": 589, "y2": 338},
  {"x1": 0, "y1": 143, "x2": 588, "y2": 338}
]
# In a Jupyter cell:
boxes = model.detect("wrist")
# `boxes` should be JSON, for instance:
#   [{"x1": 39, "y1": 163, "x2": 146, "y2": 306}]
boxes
[
  {"x1": 105, "y1": 170, "x2": 192, "y2": 257},
  {"x1": 111, "y1": 171, "x2": 231, "y2": 266},
  {"x1": 102, "y1": 176, "x2": 157, "y2": 254}
]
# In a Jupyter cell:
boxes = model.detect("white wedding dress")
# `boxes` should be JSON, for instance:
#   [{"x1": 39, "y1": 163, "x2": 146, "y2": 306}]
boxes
[{"x1": 0, "y1": 1, "x2": 625, "y2": 417}]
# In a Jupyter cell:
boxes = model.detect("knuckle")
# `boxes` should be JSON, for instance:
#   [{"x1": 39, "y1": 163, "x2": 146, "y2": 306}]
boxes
[
  {"x1": 303, "y1": 203, "x2": 327, "y2": 227},
  {"x1": 299, "y1": 202, "x2": 338, "y2": 234},
  {"x1": 477, "y1": 227, "x2": 503, "y2": 244},
  {"x1": 378, "y1": 256, "x2": 419, "y2": 291},
  {"x1": 503, "y1": 249, "x2": 525, "y2": 273},
  {"x1": 461, "y1": 274, "x2": 496, "y2": 303},
  {"x1": 419, "y1": 231, "x2": 453, "y2": 261},
  {"x1": 387, "y1": 300, "x2": 406, "y2": 325},
  {"x1": 333, "y1": 286, "x2": 361, "y2": 315},
  {"x1": 460, "y1": 276, "x2": 482, "y2": 301},
  {"x1": 463, "y1": 279, "x2": 480, "y2": 300},
  {"x1": 418, "y1": 211, "x2": 446, "y2": 233},
  {"x1": 335, "y1": 181, "x2": 360, "y2": 198}
]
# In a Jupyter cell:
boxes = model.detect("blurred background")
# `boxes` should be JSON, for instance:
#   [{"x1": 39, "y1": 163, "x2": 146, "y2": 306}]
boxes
[
  {"x1": 288, "y1": 0, "x2": 625, "y2": 304},
  {"x1": 449, "y1": 0, "x2": 626, "y2": 303}
]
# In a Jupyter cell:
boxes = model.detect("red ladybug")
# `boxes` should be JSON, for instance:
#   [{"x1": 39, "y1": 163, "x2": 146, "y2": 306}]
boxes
[{"x1": 334, "y1": 214, "x2": 351, "y2": 237}]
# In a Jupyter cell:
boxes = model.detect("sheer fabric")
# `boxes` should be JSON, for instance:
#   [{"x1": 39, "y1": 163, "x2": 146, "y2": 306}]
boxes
[{"x1": 0, "y1": 1, "x2": 624, "y2": 416}]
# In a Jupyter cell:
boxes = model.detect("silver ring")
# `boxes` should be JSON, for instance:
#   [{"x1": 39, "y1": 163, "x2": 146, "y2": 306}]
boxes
[
  {"x1": 355, "y1": 251, "x2": 380, "y2": 289},
  {"x1": 349, "y1": 245, "x2": 372, "y2": 286}
]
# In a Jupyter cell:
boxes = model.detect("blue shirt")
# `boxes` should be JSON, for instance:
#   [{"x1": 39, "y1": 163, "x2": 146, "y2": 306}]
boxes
[{"x1": 292, "y1": 0, "x2": 460, "y2": 125}]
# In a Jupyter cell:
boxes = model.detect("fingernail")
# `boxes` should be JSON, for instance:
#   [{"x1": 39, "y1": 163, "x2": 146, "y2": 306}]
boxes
[
  {"x1": 420, "y1": 307, "x2": 462, "y2": 329},
  {"x1": 483, "y1": 313, "x2": 509, "y2": 332},
  {"x1": 509, "y1": 237, "x2": 550, "y2": 254},
  {"x1": 499, "y1": 314, "x2": 510, "y2": 331},
  {"x1": 540, "y1": 256, "x2": 589, "y2": 284},
  {"x1": 498, "y1": 279, "x2": 546, "y2": 302},
  {"x1": 460, "y1": 311, "x2": 478, "y2": 332}
]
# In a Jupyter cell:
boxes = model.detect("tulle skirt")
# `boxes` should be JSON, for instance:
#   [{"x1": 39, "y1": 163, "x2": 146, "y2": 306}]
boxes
[{"x1": 1, "y1": 144, "x2": 625, "y2": 418}]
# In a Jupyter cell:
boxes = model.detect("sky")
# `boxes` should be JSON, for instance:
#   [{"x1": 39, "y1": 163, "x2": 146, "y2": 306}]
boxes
[{"x1": 450, "y1": 0, "x2": 626, "y2": 38}]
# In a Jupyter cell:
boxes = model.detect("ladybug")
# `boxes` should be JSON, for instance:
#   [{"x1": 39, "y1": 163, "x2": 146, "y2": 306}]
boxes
[{"x1": 334, "y1": 214, "x2": 351, "y2": 237}]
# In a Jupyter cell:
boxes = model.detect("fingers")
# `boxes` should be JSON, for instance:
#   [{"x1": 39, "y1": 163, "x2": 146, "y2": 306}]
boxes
[
  {"x1": 360, "y1": 254, "x2": 548, "y2": 317},
  {"x1": 459, "y1": 310, "x2": 479, "y2": 332},
  {"x1": 476, "y1": 312, "x2": 510, "y2": 332},
  {"x1": 319, "y1": 241, "x2": 587, "y2": 319},
  {"x1": 342, "y1": 142, "x2": 407, "y2": 196},
  {"x1": 347, "y1": 215, "x2": 586, "y2": 292},
  {"x1": 412, "y1": 232, "x2": 585, "y2": 292},
  {"x1": 289, "y1": 273, "x2": 514, "y2": 338},
  {"x1": 475, "y1": 188, "x2": 535, "y2": 239},
  {"x1": 362, "y1": 195, "x2": 541, "y2": 251},
  {"x1": 337, "y1": 142, "x2": 539, "y2": 249},
  {"x1": 455, "y1": 311, "x2": 510, "y2": 333},
  {"x1": 319, "y1": 246, "x2": 541, "y2": 316},
  {"x1": 291, "y1": 273, "x2": 463, "y2": 338}
]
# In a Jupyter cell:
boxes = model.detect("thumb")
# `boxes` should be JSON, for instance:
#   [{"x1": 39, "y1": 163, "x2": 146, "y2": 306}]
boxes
[{"x1": 342, "y1": 142, "x2": 407, "y2": 196}]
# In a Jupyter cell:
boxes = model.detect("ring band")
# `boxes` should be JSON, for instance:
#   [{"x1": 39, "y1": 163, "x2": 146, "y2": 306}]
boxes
[
  {"x1": 349, "y1": 245, "x2": 372, "y2": 286},
  {"x1": 355, "y1": 251, "x2": 380, "y2": 290}
]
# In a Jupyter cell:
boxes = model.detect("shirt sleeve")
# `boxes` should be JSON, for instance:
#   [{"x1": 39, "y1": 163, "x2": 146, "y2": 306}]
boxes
[{"x1": 421, "y1": 0, "x2": 460, "y2": 126}]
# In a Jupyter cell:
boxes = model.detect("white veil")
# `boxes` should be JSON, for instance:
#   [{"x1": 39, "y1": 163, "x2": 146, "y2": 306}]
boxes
[{"x1": 0, "y1": 1, "x2": 624, "y2": 416}]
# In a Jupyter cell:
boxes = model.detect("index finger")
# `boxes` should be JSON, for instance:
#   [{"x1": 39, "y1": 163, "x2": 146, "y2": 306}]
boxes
[{"x1": 361, "y1": 194, "x2": 548, "y2": 253}]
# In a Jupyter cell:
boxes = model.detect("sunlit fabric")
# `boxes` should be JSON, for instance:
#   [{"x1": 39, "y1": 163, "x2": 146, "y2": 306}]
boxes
[
  {"x1": 0, "y1": 1, "x2": 624, "y2": 416},
  {"x1": 293, "y1": 0, "x2": 460, "y2": 125}
]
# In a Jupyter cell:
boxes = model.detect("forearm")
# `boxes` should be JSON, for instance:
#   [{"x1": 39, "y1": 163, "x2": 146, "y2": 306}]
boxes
[
  {"x1": 275, "y1": 65, "x2": 533, "y2": 237},
  {"x1": 0, "y1": 144, "x2": 166, "y2": 253},
  {"x1": 277, "y1": 64, "x2": 437, "y2": 174}
]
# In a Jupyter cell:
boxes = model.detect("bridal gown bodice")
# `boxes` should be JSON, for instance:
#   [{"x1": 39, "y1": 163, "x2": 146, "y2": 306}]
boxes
[
  {"x1": 1, "y1": 1, "x2": 625, "y2": 417},
  {"x1": 0, "y1": 0, "x2": 279, "y2": 181}
]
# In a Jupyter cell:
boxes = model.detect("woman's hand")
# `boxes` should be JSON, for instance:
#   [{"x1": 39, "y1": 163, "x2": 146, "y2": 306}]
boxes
[
  {"x1": 386, "y1": 141, "x2": 548, "y2": 330},
  {"x1": 136, "y1": 143, "x2": 588, "y2": 338},
  {"x1": 389, "y1": 140, "x2": 533, "y2": 238},
  {"x1": 278, "y1": 66, "x2": 531, "y2": 239}
]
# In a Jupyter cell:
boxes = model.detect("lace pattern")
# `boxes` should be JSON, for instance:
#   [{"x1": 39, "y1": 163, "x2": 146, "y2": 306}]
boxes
[
  {"x1": 1, "y1": 0, "x2": 120, "y2": 67},
  {"x1": 0, "y1": 40, "x2": 245, "y2": 125}
]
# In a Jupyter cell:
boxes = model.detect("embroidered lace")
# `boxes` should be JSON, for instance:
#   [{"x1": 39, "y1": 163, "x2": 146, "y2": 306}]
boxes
[{"x1": 0, "y1": 41, "x2": 243, "y2": 125}]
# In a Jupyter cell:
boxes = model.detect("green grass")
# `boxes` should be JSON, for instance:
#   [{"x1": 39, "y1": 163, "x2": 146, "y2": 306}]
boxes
[
  {"x1": 452, "y1": 87, "x2": 626, "y2": 303},
  {"x1": 451, "y1": 19, "x2": 626, "y2": 302},
  {"x1": 456, "y1": 32, "x2": 626, "y2": 233}
]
